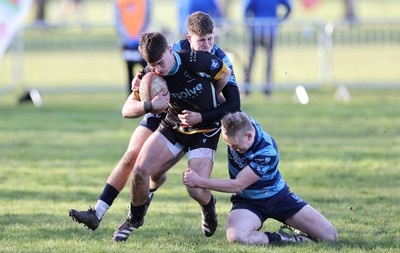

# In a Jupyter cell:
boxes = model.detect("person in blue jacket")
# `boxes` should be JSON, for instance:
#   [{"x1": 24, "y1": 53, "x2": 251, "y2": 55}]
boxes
[{"x1": 243, "y1": 0, "x2": 291, "y2": 95}]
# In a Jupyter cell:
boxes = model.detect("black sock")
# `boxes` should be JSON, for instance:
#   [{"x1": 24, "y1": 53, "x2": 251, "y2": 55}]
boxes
[
  {"x1": 265, "y1": 232, "x2": 281, "y2": 244},
  {"x1": 130, "y1": 202, "x2": 147, "y2": 222},
  {"x1": 202, "y1": 195, "x2": 215, "y2": 211},
  {"x1": 98, "y1": 183, "x2": 120, "y2": 206}
]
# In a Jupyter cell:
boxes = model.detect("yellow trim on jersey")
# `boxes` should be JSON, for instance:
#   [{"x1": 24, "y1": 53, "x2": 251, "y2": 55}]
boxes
[
  {"x1": 133, "y1": 90, "x2": 141, "y2": 100},
  {"x1": 176, "y1": 126, "x2": 218, "y2": 135},
  {"x1": 213, "y1": 62, "x2": 229, "y2": 81}
]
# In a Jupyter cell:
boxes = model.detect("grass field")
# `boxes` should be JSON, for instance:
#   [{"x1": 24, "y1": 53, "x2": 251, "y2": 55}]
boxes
[
  {"x1": 0, "y1": 0, "x2": 399, "y2": 252},
  {"x1": 0, "y1": 88, "x2": 399, "y2": 252}
]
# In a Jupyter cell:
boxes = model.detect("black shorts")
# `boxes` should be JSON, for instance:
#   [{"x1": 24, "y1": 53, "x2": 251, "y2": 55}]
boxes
[
  {"x1": 157, "y1": 120, "x2": 220, "y2": 151},
  {"x1": 139, "y1": 112, "x2": 166, "y2": 132},
  {"x1": 230, "y1": 185, "x2": 307, "y2": 225}
]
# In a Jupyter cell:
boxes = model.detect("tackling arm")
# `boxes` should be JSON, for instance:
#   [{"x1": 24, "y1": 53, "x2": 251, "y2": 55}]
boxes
[
  {"x1": 200, "y1": 85, "x2": 241, "y2": 123},
  {"x1": 183, "y1": 165, "x2": 259, "y2": 193}
]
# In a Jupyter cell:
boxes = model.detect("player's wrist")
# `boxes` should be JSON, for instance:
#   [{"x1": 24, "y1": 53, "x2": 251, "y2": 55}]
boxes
[{"x1": 143, "y1": 101, "x2": 153, "y2": 113}]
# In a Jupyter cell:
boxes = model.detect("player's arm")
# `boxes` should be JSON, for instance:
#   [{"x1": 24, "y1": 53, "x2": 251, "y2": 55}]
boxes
[
  {"x1": 121, "y1": 93, "x2": 146, "y2": 118},
  {"x1": 199, "y1": 59, "x2": 240, "y2": 122},
  {"x1": 213, "y1": 62, "x2": 231, "y2": 94},
  {"x1": 122, "y1": 70, "x2": 168, "y2": 118},
  {"x1": 183, "y1": 165, "x2": 259, "y2": 193},
  {"x1": 122, "y1": 70, "x2": 145, "y2": 118},
  {"x1": 200, "y1": 84, "x2": 241, "y2": 123},
  {"x1": 182, "y1": 69, "x2": 240, "y2": 124}
]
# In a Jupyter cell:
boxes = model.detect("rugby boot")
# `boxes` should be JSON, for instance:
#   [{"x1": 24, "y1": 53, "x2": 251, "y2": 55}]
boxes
[
  {"x1": 69, "y1": 207, "x2": 100, "y2": 231},
  {"x1": 201, "y1": 195, "x2": 218, "y2": 237},
  {"x1": 113, "y1": 193, "x2": 153, "y2": 242},
  {"x1": 276, "y1": 231, "x2": 314, "y2": 243},
  {"x1": 279, "y1": 224, "x2": 308, "y2": 236}
]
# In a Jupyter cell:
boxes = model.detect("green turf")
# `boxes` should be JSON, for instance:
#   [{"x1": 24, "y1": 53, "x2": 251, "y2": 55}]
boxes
[
  {"x1": 0, "y1": 88, "x2": 399, "y2": 252},
  {"x1": 0, "y1": 1, "x2": 399, "y2": 252}
]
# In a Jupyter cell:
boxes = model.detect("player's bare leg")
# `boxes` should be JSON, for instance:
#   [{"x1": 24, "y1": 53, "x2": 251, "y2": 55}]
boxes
[
  {"x1": 186, "y1": 155, "x2": 218, "y2": 237},
  {"x1": 149, "y1": 150, "x2": 185, "y2": 191},
  {"x1": 226, "y1": 209, "x2": 266, "y2": 244},
  {"x1": 284, "y1": 205, "x2": 338, "y2": 242},
  {"x1": 113, "y1": 132, "x2": 177, "y2": 241},
  {"x1": 69, "y1": 126, "x2": 153, "y2": 230}
]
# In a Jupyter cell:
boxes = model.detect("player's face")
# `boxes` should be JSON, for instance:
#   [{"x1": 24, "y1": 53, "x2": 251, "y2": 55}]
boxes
[
  {"x1": 222, "y1": 132, "x2": 252, "y2": 154},
  {"x1": 187, "y1": 33, "x2": 214, "y2": 52},
  {"x1": 148, "y1": 47, "x2": 175, "y2": 76}
]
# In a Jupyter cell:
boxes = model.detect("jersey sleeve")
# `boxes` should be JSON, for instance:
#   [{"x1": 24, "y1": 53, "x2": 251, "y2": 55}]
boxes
[
  {"x1": 213, "y1": 45, "x2": 238, "y2": 88},
  {"x1": 247, "y1": 147, "x2": 278, "y2": 178}
]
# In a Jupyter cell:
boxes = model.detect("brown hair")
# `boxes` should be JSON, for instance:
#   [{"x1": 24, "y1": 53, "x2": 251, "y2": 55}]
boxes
[
  {"x1": 139, "y1": 32, "x2": 169, "y2": 63},
  {"x1": 186, "y1": 11, "x2": 214, "y2": 36}
]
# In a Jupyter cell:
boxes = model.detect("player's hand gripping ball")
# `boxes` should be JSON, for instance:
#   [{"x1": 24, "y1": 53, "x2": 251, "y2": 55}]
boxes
[{"x1": 139, "y1": 72, "x2": 169, "y2": 114}]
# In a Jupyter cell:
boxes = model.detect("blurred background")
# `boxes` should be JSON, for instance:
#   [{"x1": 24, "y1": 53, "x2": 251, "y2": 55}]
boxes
[{"x1": 1, "y1": 0, "x2": 400, "y2": 98}]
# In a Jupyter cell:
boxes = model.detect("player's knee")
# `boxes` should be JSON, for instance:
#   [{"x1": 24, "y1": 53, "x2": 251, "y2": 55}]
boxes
[
  {"x1": 316, "y1": 225, "x2": 338, "y2": 242},
  {"x1": 226, "y1": 229, "x2": 245, "y2": 244},
  {"x1": 132, "y1": 165, "x2": 149, "y2": 183},
  {"x1": 120, "y1": 150, "x2": 138, "y2": 169},
  {"x1": 325, "y1": 226, "x2": 338, "y2": 242}
]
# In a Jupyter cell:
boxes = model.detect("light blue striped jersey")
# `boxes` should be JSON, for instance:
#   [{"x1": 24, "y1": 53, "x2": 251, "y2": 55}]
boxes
[{"x1": 227, "y1": 116, "x2": 285, "y2": 199}]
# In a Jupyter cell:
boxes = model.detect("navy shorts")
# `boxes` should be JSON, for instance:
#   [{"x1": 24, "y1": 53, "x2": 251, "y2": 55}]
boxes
[
  {"x1": 139, "y1": 112, "x2": 166, "y2": 132},
  {"x1": 230, "y1": 185, "x2": 307, "y2": 225}
]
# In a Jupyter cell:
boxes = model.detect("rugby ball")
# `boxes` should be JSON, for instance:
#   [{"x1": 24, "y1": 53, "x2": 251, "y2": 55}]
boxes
[{"x1": 139, "y1": 72, "x2": 168, "y2": 101}]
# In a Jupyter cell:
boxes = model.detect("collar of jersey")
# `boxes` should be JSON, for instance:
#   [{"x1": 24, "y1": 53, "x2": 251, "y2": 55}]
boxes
[{"x1": 167, "y1": 51, "x2": 181, "y2": 76}]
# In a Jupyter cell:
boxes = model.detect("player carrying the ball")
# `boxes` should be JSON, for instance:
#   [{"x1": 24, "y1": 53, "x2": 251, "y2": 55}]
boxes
[
  {"x1": 69, "y1": 12, "x2": 240, "y2": 241},
  {"x1": 111, "y1": 31, "x2": 240, "y2": 241}
]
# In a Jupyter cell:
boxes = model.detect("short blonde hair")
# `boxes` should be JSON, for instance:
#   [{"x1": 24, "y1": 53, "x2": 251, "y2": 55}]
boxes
[{"x1": 221, "y1": 111, "x2": 252, "y2": 141}]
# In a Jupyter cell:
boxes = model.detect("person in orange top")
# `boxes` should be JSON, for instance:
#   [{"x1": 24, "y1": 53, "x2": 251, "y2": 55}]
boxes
[{"x1": 114, "y1": 0, "x2": 151, "y2": 95}]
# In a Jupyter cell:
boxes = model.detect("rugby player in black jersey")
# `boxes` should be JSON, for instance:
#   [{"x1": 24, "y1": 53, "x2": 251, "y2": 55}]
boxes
[
  {"x1": 69, "y1": 12, "x2": 240, "y2": 241},
  {"x1": 110, "y1": 31, "x2": 240, "y2": 241}
]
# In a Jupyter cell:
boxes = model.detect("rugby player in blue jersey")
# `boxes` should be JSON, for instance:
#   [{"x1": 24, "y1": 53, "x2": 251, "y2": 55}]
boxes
[
  {"x1": 68, "y1": 11, "x2": 239, "y2": 237},
  {"x1": 111, "y1": 31, "x2": 240, "y2": 241},
  {"x1": 183, "y1": 111, "x2": 338, "y2": 245}
]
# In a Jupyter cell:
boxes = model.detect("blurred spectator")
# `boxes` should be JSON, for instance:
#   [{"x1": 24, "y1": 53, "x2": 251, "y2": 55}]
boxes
[
  {"x1": 34, "y1": 0, "x2": 47, "y2": 24},
  {"x1": 114, "y1": 0, "x2": 151, "y2": 96},
  {"x1": 243, "y1": 0, "x2": 291, "y2": 96},
  {"x1": 176, "y1": 0, "x2": 223, "y2": 35},
  {"x1": 344, "y1": 0, "x2": 356, "y2": 22}
]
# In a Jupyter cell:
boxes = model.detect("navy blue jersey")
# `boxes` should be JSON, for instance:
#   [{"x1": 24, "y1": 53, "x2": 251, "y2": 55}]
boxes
[
  {"x1": 163, "y1": 50, "x2": 229, "y2": 129},
  {"x1": 171, "y1": 39, "x2": 238, "y2": 89},
  {"x1": 227, "y1": 116, "x2": 285, "y2": 199}
]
